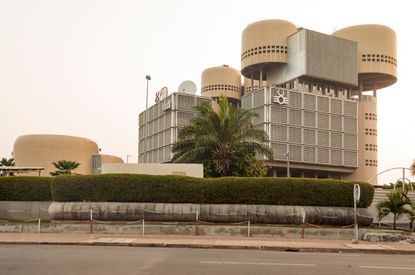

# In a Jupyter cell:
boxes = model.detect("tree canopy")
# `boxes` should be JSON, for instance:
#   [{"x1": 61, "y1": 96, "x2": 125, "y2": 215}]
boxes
[
  {"x1": 172, "y1": 96, "x2": 272, "y2": 177},
  {"x1": 0, "y1": 158, "x2": 15, "y2": 167},
  {"x1": 50, "y1": 160, "x2": 81, "y2": 176},
  {"x1": 377, "y1": 189, "x2": 413, "y2": 230}
]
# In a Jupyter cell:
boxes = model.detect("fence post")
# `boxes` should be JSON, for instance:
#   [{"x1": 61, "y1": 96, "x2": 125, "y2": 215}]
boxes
[
  {"x1": 300, "y1": 207, "x2": 306, "y2": 239},
  {"x1": 141, "y1": 209, "x2": 145, "y2": 235},
  {"x1": 90, "y1": 208, "x2": 93, "y2": 234},
  {"x1": 37, "y1": 208, "x2": 41, "y2": 233}
]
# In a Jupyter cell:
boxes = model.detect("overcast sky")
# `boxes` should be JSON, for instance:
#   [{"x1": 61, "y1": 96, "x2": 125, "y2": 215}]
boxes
[{"x1": 0, "y1": 0, "x2": 413, "y2": 184}]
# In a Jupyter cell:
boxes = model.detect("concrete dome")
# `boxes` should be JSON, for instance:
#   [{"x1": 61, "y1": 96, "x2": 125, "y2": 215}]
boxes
[
  {"x1": 201, "y1": 65, "x2": 241, "y2": 101},
  {"x1": 333, "y1": 25, "x2": 397, "y2": 91},
  {"x1": 241, "y1": 19, "x2": 297, "y2": 79},
  {"x1": 101, "y1": 154, "x2": 124, "y2": 164},
  {"x1": 13, "y1": 134, "x2": 99, "y2": 176}
]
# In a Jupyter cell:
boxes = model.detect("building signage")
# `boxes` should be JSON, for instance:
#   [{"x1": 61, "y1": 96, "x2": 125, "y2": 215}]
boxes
[
  {"x1": 161, "y1": 98, "x2": 171, "y2": 111},
  {"x1": 155, "y1": 86, "x2": 168, "y2": 103},
  {"x1": 272, "y1": 88, "x2": 288, "y2": 105}
]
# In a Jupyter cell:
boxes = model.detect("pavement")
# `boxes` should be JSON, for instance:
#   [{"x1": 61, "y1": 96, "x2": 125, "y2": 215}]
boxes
[{"x1": 1, "y1": 232, "x2": 415, "y2": 254}]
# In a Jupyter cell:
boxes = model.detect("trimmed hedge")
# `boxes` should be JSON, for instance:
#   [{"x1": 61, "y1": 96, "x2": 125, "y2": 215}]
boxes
[
  {"x1": 50, "y1": 174, "x2": 374, "y2": 207},
  {"x1": 0, "y1": 177, "x2": 52, "y2": 201}
]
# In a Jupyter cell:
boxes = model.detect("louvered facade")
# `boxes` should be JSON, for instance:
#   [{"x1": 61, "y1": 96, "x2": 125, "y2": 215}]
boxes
[
  {"x1": 241, "y1": 87, "x2": 358, "y2": 178},
  {"x1": 138, "y1": 93, "x2": 211, "y2": 163}
]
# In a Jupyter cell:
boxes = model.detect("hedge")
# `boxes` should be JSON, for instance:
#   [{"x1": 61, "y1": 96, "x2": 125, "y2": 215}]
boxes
[
  {"x1": 50, "y1": 174, "x2": 374, "y2": 207},
  {"x1": 0, "y1": 176, "x2": 52, "y2": 201}
]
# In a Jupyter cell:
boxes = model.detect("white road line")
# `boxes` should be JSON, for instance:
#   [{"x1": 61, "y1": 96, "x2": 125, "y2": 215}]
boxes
[
  {"x1": 200, "y1": 261, "x2": 315, "y2": 267},
  {"x1": 360, "y1": 265, "x2": 415, "y2": 271}
]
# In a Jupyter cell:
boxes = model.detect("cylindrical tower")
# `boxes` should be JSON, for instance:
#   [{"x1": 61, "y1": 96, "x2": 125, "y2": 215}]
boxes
[
  {"x1": 334, "y1": 25, "x2": 397, "y2": 185},
  {"x1": 241, "y1": 19, "x2": 297, "y2": 85},
  {"x1": 13, "y1": 134, "x2": 99, "y2": 176},
  {"x1": 201, "y1": 65, "x2": 241, "y2": 105}
]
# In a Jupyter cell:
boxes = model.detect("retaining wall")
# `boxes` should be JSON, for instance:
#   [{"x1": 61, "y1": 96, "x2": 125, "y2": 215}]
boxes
[
  {"x1": 0, "y1": 201, "x2": 52, "y2": 221},
  {"x1": 48, "y1": 202, "x2": 373, "y2": 226}
]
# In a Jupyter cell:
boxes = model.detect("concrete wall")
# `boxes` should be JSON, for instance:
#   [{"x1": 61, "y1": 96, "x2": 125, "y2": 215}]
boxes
[
  {"x1": 0, "y1": 223, "x2": 393, "y2": 240},
  {"x1": 48, "y1": 202, "x2": 373, "y2": 226},
  {"x1": 0, "y1": 201, "x2": 52, "y2": 221},
  {"x1": 101, "y1": 163, "x2": 203, "y2": 178}
]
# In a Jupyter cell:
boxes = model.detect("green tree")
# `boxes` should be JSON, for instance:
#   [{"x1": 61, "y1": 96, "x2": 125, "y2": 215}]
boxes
[
  {"x1": 410, "y1": 159, "x2": 415, "y2": 177},
  {"x1": 0, "y1": 157, "x2": 15, "y2": 176},
  {"x1": 50, "y1": 160, "x2": 80, "y2": 176},
  {"x1": 172, "y1": 96, "x2": 272, "y2": 177},
  {"x1": 0, "y1": 157, "x2": 15, "y2": 166},
  {"x1": 377, "y1": 189, "x2": 413, "y2": 230}
]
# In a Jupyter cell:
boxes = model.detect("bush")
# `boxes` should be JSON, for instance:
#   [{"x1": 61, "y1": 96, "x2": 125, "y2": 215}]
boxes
[
  {"x1": 0, "y1": 177, "x2": 52, "y2": 201},
  {"x1": 51, "y1": 174, "x2": 374, "y2": 207}
]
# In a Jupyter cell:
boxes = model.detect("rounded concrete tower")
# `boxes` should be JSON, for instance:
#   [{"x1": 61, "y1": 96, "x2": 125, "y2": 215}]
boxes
[
  {"x1": 334, "y1": 25, "x2": 397, "y2": 185},
  {"x1": 241, "y1": 19, "x2": 297, "y2": 85},
  {"x1": 333, "y1": 24, "x2": 397, "y2": 91},
  {"x1": 201, "y1": 65, "x2": 241, "y2": 104},
  {"x1": 13, "y1": 134, "x2": 99, "y2": 176}
]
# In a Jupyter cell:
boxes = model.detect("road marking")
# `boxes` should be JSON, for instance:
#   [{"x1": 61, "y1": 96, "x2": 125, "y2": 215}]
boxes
[
  {"x1": 200, "y1": 261, "x2": 315, "y2": 267},
  {"x1": 360, "y1": 265, "x2": 415, "y2": 271},
  {"x1": 83, "y1": 238, "x2": 137, "y2": 243}
]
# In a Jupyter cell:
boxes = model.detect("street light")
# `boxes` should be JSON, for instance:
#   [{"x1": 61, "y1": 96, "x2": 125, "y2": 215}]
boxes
[
  {"x1": 143, "y1": 75, "x2": 151, "y2": 163},
  {"x1": 126, "y1": 154, "x2": 133, "y2": 163},
  {"x1": 285, "y1": 151, "x2": 290, "y2": 178}
]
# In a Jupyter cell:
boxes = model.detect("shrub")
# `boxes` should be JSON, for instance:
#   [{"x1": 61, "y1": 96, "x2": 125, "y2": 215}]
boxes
[
  {"x1": 0, "y1": 177, "x2": 52, "y2": 201},
  {"x1": 51, "y1": 174, "x2": 374, "y2": 207}
]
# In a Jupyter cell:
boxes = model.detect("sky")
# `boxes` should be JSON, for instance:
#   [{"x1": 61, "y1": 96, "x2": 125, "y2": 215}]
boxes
[{"x1": 0, "y1": 0, "x2": 414, "y2": 184}]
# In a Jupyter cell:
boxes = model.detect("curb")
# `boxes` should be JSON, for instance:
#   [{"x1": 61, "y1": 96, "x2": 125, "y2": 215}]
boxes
[{"x1": 1, "y1": 240, "x2": 415, "y2": 255}]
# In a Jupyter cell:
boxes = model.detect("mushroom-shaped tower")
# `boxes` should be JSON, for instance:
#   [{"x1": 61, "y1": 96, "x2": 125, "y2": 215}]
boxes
[
  {"x1": 201, "y1": 65, "x2": 241, "y2": 105},
  {"x1": 333, "y1": 25, "x2": 397, "y2": 185},
  {"x1": 241, "y1": 19, "x2": 297, "y2": 88}
]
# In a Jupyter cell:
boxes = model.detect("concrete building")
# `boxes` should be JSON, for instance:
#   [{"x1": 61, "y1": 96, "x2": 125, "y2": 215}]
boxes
[
  {"x1": 13, "y1": 134, "x2": 123, "y2": 176},
  {"x1": 138, "y1": 92, "x2": 211, "y2": 163},
  {"x1": 138, "y1": 19, "x2": 397, "y2": 184},
  {"x1": 102, "y1": 163, "x2": 203, "y2": 178}
]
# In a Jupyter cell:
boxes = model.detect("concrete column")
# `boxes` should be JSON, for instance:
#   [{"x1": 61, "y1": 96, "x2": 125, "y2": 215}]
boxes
[{"x1": 259, "y1": 67, "x2": 263, "y2": 88}]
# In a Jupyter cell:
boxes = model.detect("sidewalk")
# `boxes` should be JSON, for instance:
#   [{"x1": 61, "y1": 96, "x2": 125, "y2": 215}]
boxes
[{"x1": 1, "y1": 232, "x2": 415, "y2": 254}]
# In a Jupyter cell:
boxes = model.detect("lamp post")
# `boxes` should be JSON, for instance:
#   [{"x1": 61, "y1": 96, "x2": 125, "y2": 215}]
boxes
[
  {"x1": 285, "y1": 151, "x2": 290, "y2": 178},
  {"x1": 126, "y1": 154, "x2": 133, "y2": 164},
  {"x1": 143, "y1": 75, "x2": 151, "y2": 163}
]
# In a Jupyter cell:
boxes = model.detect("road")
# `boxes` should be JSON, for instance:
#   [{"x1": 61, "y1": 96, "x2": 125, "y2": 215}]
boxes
[{"x1": 1, "y1": 245, "x2": 415, "y2": 275}]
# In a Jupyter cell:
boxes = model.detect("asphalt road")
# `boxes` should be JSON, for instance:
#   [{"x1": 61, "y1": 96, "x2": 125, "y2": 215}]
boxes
[{"x1": 1, "y1": 245, "x2": 415, "y2": 275}]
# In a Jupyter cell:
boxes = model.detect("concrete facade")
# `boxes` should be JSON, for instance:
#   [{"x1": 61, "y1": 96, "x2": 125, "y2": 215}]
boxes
[
  {"x1": 138, "y1": 20, "x2": 397, "y2": 184},
  {"x1": 13, "y1": 134, "x2": 123, "y2": 176},
  {"x1": 241, "y1": 87, "x2": 358, "y2": 178},
  {"x1": 333, "y1": 25, "x2": 397, "y2": 184},
  {"x1": 138, "y1": 92, "x2": 211, "y2": 163},
  {"x1": 102, "y1": 163, "x2": 204, "y2": 178}
]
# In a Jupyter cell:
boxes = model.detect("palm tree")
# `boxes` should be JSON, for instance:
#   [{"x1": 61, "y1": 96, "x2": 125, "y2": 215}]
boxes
[
  {"x1": 172, "y1": 96, "x2": 272, "y2": 177},
  {"x1": 0, "y1": 158, "x2": 15, "y2": 167},
  {"x1": 0, "y1": 157, "x2": 15, "y2": 176},
  {"x1": 377, "y1": 189, "x2": 413, "y2": 230},
  {"x1": 50, "y1": 160, "x2": 80, "y2": 176}
]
